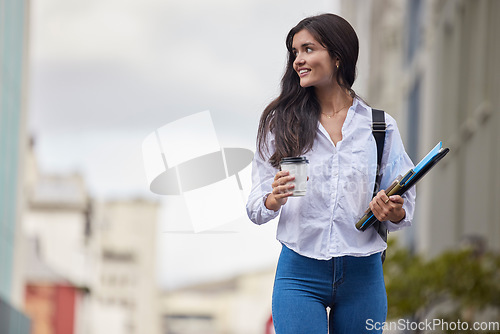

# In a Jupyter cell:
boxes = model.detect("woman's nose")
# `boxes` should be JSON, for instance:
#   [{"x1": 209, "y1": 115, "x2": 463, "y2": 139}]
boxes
[{"x1": 294, "y1": 55, "x2": 305, "y2": 67}]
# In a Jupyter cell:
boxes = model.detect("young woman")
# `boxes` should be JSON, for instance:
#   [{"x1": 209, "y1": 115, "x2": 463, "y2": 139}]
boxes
[{"x1": 246, "y1": 14, "x2": 416, "y2": 333}]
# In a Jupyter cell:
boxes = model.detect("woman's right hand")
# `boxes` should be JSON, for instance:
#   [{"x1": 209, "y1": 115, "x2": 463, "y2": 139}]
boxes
[{"x1": 265, "y1": 170, "x2": 295, "y2": 211}]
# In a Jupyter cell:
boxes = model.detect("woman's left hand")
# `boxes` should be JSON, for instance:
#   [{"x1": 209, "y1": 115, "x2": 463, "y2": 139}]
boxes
[{"x1": 369, "y1": 190, "x2": 406, "y2": 223}]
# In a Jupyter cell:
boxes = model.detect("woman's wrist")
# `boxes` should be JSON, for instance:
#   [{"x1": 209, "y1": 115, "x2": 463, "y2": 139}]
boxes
[
  {"x1": 265, "y1": 193, "x2": 281, "y2": 212},
  {"x1": 390, "y1": 209, "x2": 406, "y2": 224}
]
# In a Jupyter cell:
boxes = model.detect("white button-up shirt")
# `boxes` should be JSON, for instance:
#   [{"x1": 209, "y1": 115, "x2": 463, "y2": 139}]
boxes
[{"x1": 246, "y1": 98, "x2": 416, "y2": 260}]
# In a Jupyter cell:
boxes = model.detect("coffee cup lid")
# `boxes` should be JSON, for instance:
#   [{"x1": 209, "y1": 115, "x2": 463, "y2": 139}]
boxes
[{"x1": 280, "y1": 156, "x2": 309, "y2": 164}]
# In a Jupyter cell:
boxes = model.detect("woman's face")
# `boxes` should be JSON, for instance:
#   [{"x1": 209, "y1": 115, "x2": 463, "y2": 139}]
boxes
[{"x1": 291, "y1": 29, "x2": 337, "y2": 89}]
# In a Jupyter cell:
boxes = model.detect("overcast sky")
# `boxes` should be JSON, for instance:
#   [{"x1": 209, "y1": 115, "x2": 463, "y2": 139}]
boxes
[{"x1": 29, "y1": 0, "x2": 341, "y2": 289}]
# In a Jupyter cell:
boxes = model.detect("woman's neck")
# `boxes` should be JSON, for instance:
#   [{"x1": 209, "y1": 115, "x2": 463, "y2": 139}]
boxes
[{"x1": 315, "y1": 84, "x2": 353, "y2": 115}]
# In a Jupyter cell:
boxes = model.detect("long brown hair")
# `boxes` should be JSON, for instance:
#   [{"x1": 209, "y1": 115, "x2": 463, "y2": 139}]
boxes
[{"x1": 257, "y1": 13, "x2": 359, "y2": 167}]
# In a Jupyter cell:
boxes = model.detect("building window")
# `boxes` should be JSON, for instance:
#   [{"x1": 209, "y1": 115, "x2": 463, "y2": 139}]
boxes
[
  {"x1": 407, "y1": 78, "x2": 421, "y2": 163},
  {"x1": 406, "y1": 0, "x2": 423, "y2": 64}
]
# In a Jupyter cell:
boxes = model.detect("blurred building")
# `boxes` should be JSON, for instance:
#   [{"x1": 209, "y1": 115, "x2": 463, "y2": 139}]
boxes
[
  {"x1": 90, "y1": 199, "x2": 161, "y2": 334},
  {"x1": 23, "y1": 144, "x2": 93, "y2": 334},
  {"x1": 0, "y1": 0, "x2": 32, "y2": 332},
  {"x1": 160, "y1": 268, "x2": 275, "y2": 334},
  {"x1": 24, "y1": 172, "x2": 93, "y2": 287},
  {"x1": 341, "y1": 0, "x2": 500, "y2": 256},
  {"x1": 24, "y1": 237, "x2": 88, "y2": 334},
  {"x1": 23, "y1": 140, "x2": 162, "y2": 334}
]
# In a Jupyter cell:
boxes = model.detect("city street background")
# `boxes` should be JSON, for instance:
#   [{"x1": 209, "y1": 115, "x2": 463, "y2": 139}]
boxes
[{"x1": 1, "y1": 0, "x2": 499, "y2": 333}]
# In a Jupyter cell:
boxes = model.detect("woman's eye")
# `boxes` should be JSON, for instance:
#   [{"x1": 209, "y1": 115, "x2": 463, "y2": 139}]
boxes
[{"x1": 306, "y1": 47, "x2": 313, "y2": 53}]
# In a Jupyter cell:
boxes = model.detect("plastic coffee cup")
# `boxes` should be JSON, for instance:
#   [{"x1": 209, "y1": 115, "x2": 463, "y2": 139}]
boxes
[{"x1": 280, "y1": 157, "x2": 309, "y2": 197}]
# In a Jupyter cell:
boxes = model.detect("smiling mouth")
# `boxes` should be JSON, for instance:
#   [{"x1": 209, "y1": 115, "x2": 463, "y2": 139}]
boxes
[{"x1": 298, "y1": 69, "x2": 311, "y2": 77}]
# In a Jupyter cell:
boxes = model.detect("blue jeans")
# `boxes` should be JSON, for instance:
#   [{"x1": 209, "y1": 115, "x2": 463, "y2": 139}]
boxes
[{"x1": 272, "y1": 244, "x2": 387, "y2": 333}]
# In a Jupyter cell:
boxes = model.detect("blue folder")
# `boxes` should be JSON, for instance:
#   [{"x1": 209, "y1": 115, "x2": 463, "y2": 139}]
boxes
[{"x1": 356, "y1": 142, "x2": 450, "y2": 231}]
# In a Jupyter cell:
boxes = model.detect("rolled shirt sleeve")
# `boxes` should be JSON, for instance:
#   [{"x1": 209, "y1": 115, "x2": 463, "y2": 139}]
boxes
[
  {"x1": 246, "y1": 135, "x2": 281, "y2": 225},
  {"x1": 378, "y1": 115, "x2": 416, "y2": 232}
]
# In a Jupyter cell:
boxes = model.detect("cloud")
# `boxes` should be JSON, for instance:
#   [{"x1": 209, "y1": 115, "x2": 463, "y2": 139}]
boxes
[{"x1": 30, "y1": 0, "x2": 339, "y2": 135}]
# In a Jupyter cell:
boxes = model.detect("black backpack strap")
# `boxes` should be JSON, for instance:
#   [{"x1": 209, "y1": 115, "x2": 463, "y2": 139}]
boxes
[
  {"x1": 371, "y1": 108, "x2": 388, "y2": 263},
  {"x1": 372, "y1": 109, "x2": 386, "y2": 196}
]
